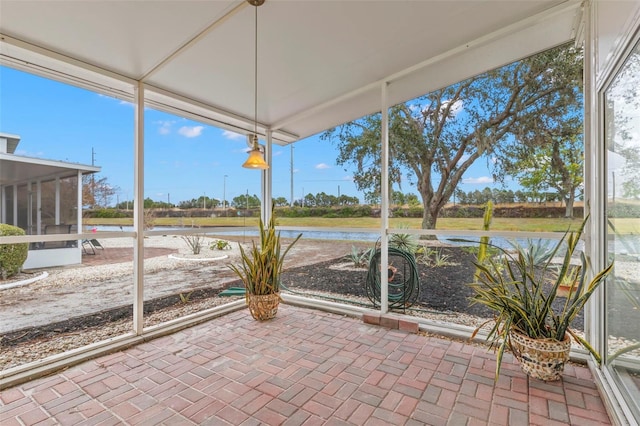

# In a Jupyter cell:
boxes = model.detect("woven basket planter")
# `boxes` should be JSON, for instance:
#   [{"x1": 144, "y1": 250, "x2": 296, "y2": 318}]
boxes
[
  {"x1": 509, "y1": 331, "x2": 571, "y2": 381},
  {"x1": 247, "y1": 292, "x2": 280, "y2": 321}
]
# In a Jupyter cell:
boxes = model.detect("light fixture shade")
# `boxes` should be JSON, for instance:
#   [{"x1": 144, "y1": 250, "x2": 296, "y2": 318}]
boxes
[{"x1": 242, "y1": 146, "x2": 268, "y2": 169}]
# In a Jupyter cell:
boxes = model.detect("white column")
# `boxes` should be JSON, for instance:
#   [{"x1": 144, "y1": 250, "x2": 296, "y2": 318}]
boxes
[
  {"x1": 1, "y1": 185, "x2": 5, "y2": 223},
  {"x1": 55, "y1": 177, "x2": 61, "y2": 225},
  {"x1": 133, "y1": 82, "x2": 145, "y2": 334},
  {"x1": 380, "y1": 82, "x2": 390, "y2": 314},
  {"x1": 12, "y1": 184, "x2": 18, "y2": 226},
  {"x1": 262, "y1": 130, "x2": 273, "y2": 224},
  {"x1": 27, "y1": 182, "x2": 32, "y2": 233}
]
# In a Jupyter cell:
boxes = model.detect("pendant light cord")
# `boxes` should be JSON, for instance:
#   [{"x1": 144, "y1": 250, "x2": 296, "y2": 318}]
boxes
[{"x1": 254, "y1": 3, "x2": 258, "y2": 144}]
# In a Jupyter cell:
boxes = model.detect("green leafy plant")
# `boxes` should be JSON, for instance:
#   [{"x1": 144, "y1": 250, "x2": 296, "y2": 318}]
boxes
[
  {"x1": 179, "y1": 291, "x2": 194, "y2": 304},
  {"x1": 0, "y1": 224, "x2": 29, "y2": 280},
  {"x1": 475, "y1": 201, "x2": 494, "y2": 281},
  {"x1": 417, "y1": 247, "x2": 457, "y2": 267},
  {"x1": 210, "y1": 239, "x2": 231, "y2": 250},
  {"x1": 181, "y1": 234, "x2": 206, "y2": 255},
  {"x1": 229, "y1": 215, "x2": 302, "y2": 297},
  {"x1": 431, "y1": 249, "x2": 455, "y2": 267},
  {"x1": 347, "y1": 246, "x2": 374, "y2": 268},
  {"x1": 389, "y1": 225, "x2": 420, "y2": 255},
  {"x1": 509, "y1": 238, "x2": 556, "y2": 267},
  {"x1": 469, "y1": 217, "x2": 614, "y2": 379}
]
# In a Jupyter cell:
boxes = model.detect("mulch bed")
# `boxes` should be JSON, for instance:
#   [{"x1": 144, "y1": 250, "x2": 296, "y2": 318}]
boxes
[{"x1": 281, "y1": 246, "x2": 493, "y2": 317}]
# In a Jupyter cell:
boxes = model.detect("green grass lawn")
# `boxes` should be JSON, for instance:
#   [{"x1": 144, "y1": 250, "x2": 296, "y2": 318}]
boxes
[{"x1": 81, "y1": 216, "x2": 640, "y2": 233}]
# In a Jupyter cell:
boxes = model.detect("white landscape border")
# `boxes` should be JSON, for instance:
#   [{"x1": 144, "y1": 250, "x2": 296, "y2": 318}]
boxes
[{"x1": 0, "y1": 271, "x2": 48, "y2": 291}]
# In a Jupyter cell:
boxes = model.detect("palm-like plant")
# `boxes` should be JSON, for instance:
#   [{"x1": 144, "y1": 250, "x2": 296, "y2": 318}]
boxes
[
  {"x1": 229, "y1": 215, "x2": 301, "y2": 299},
  {"x1": 470, "y1": 217, "x2": 613, "y2": 379}
]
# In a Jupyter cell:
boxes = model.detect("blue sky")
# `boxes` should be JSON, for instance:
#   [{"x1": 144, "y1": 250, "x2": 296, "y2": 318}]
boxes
[{"x1": 1, "y1": 66, "x2": 498, "y2": 206}]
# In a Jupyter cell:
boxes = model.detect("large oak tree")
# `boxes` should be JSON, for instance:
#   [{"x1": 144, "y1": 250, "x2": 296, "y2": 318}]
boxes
[{"x1": 322, "y1": 43, "x2": 583, "y2": 230}]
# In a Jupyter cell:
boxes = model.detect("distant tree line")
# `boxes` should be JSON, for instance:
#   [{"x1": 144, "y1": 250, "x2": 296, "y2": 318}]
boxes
[
  {"x1": 295, "y1": 193, "x2": 359, "y2": 208},
  {"x1": 453, "y1": 187, "x2": 582, "y2": 205},
  {"x1": 113, "y1": 191, "x2": 361, "y2": 210},
  {"x1": 110, "y1": 187, "x2": 585, "y2": 212}
]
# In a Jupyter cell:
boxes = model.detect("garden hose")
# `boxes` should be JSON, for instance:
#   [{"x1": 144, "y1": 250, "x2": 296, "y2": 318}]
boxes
[{"x1": 365, "y1": 247, "x2": 420, "y2": 309}]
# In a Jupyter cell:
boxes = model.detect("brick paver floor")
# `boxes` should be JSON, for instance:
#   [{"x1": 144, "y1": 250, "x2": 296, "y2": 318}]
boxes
[{"x1": 0, "y1": 305, "x2": 611, "y2": 425}]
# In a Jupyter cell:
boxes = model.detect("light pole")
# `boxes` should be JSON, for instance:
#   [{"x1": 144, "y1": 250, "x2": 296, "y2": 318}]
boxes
[{"x1": 223, "y1": 175, "x2": 228, "y2": 216}]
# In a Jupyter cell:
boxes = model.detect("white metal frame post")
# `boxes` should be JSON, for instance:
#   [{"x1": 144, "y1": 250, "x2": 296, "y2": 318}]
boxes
[
  {"x1": 133, "y1": 82, "x2": 145, "y2": 334},
  {"x1": 380, "y1": 82, "x2": 390, "y2": 314},
  {"x1": 583, "y1": 0, "x2": 603, "y2": 361},
  {"x1": 262, "y1": 130, "x2": 273, "y2": 224},
  {"x1": 76, "y1": 171, "x2": 82, "y2": 235}
]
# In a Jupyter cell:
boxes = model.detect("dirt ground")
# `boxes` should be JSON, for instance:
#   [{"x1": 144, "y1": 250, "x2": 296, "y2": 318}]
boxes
[
  {"x1": 0, "y1": 238, "x2": 365, "y2": 336},
  {"x1": 0, "y1": 236, "x2": 600, "y2": 347}
]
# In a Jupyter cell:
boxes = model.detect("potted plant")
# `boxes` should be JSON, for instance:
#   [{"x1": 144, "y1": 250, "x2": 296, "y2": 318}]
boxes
[
  {"x1": 229, "y1": 214, "x2": 301, "y2": 321},
  {"x1": 469, "y1": 218, "x2": 613, "y2": 381}
]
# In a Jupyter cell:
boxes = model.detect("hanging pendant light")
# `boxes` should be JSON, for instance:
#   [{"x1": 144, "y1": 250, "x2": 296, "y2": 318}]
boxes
[{"x1": 242, "y1": 0, "x2": 268, "y2": 170}]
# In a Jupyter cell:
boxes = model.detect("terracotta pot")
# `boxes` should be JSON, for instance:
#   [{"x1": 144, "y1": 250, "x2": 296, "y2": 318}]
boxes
[{"x1": 509, "y1": 330, "x2": 571, "y2": 381}]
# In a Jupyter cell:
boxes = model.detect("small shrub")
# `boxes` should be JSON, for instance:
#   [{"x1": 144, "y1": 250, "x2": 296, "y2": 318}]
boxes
[
  {"x1": 179, "y1": 291, "x2": 194, "y2": 303},
  {"x1": 389, "y1": 225, "x2": 419, "y2": 255},
  {"x1": 406, "y1": 206, "x2": 424, "y2": 218},
  {"x1": 210, "y1": 239, "x2": 231, "y2": 250},
  {"x1": 432, "y1": 249, "x2": 456, "y2": 267},
  {"x1": 417, "y1": 247, "x2": 458, "y2": 267},
  {"x1": 143, "y1": 209, "x2": 156, "y2": 230},
  {"x1": 93, "y1": 209, "x2": 127, "y2": 219},
  {"x1": 347, "y1": 246, "x2": 374, "y2": 268},
  {"x1": 510, "y1": 239, "x2": 556, "y2": 267},
  {"x1": 182, "y1": 234, "x2": 206, "y2": 255},
  {"x1": 0, "y1": 224, "x2": 29, "y2": 279}
]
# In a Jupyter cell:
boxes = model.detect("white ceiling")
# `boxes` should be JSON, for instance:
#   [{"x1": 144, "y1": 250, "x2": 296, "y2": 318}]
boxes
[{"x1": 0, "y1": 0, "x2": 581, "y2": 145}]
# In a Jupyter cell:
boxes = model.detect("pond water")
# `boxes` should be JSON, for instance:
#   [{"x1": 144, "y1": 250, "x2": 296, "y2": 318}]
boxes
[{"x1": 95, "y1": 225, "x2": 584, "y2": 252}]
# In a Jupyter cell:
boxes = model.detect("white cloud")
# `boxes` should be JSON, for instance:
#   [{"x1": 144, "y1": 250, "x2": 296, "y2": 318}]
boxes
[
  {"x1": 222, "y1": 130, "x2": 244, "y2": 140},
  {"x1": 157, "y1": 120, "x2": 174, "y2": 135},
  {"x1": 441, "y1": 99, "x2": 463, "y2": 116},
  {"x1": 315, "y1": 163, "x2": 331, "y2": 170},
  {"x1": 462, "y1": 176, "x2": 494, "y2": 184},
  {"x1": 178, "y1": 126, "x2": 204, "y2": 138},
  {"x1": 342, "y1": 175, "x2": 353, "y2": 181}
]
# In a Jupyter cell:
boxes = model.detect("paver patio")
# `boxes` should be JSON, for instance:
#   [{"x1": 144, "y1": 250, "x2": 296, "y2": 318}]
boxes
[{"x1": 0, "y1": 304, "x2": 611, "y2": 425}]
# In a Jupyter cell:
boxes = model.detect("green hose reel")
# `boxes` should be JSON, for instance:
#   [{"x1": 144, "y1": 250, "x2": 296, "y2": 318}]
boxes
[{"x1": 365, "y1": 247, "x2": 420, "y2": 309}]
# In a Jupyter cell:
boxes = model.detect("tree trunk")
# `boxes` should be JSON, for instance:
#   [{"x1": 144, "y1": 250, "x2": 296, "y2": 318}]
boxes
[
  {"x1": 419, "y1": 196, "x2": 439, "y2": 240},
  {"x1": 564, "y1": 192, "x2": 575, "y2": 218}
]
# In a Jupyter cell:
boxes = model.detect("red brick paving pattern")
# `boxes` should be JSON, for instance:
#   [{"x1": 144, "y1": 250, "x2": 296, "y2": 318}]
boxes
[{"x1": 0, "y1": 305, "x2": 611, "y2": 425}]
